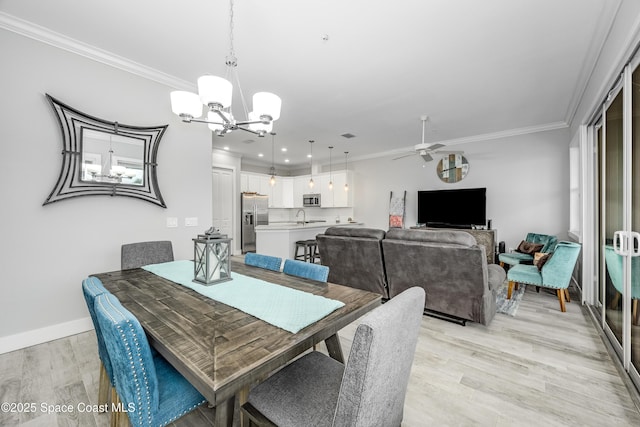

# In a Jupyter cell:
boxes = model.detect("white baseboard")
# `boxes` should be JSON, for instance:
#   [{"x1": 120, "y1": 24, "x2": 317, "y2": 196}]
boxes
[{"x1": 0, "y1": 317, "x2": 94, "y2": 354}]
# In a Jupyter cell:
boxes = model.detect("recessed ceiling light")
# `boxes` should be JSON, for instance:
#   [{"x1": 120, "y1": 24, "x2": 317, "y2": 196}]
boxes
[
  {"x1": 258, "y1": 153, "x2": 264, "y2": 157},
  {"x1": 223, "y1": 146, "x2": 229, "y2": 150},
  {"x1": 341, "y1": 133, "x2": 356, "y2": 139},
  {"x1": 307, "y1": 154, "x2": 312, "y2": 158},
  {"x1": 284, "y1": 159, "x2": 290, "y2": 163},
  {"x1": 281, "y1": 148, "x2": 287, "y2": 152}
]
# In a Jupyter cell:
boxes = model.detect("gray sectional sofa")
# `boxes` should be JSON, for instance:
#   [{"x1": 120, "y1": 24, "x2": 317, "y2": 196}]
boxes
[{"x1": 316, "y1": 227, "x2": 506, "y2": 325}]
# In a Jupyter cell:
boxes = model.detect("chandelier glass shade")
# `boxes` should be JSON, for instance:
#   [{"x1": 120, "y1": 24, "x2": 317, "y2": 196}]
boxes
[{"x1": 169, "y1": 0, "x2": 281, "y2": 137}]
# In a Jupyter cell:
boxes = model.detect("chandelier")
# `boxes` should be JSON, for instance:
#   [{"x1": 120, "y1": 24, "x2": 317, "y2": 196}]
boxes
[{"x1": 169, "y1": 0, "x2": 281, "y2": 137}]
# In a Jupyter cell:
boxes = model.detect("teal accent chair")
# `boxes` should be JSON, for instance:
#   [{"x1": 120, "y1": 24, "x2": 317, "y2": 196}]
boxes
[
  {"x1": 604, "y1": 245, "x2": 640, "y2": 324},
  {"x1": 506, "y1": 241, "x2": 581, "y2": 312},
  {"x1": 241, "y1": 287, "x2": 425, "y2": 427},
  {"x1": 283, "y1": 259, "x2": 329, "y2": 282},
  {"x1": 245, "y1": 252, "x2": 283, "y2": 271},
  {"x1": 95, "y1": 293, "x2": 206, "y2": 426},
  {"x1": 499, "y1": 233, "x2": 558, "y2": 268},
  {"x1": 81, "y1": 277, "x2": 113, "y2": 407}
]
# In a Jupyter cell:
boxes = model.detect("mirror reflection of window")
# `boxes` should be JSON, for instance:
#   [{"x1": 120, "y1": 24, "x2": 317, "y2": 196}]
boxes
[{"x1": 81, "y1": 129, "x2": 144, "y2": 186}]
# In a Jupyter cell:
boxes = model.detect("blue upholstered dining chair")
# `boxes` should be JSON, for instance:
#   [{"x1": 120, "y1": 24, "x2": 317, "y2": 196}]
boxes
[
  {"x1": 241, "y1": 287, "x2": 425, "y2": 427},
  {"x1": 121, "y1": 240, "x2": 174, "y2": 270},
  {"x1": 604, "y1": 245, "x2": 640, "y2": 324},
  {"x1": 94, "y1": 293, "x2": 206, "y2": 427},
  {"x1": 283, "y1": 258, "x2": 329, "y2": 282},
  {"x1": 507, "y1": 241, "x2": 581, "y2": 312},
  {"x1": 245, "y1": 252, "x2": 283, "y2": 271},
  {"x1": 81, "y1": 276, "x2": 113, "y2": 407},
  {"x1": 499, "y1": 232, "x2": 558, "y2": 268}
]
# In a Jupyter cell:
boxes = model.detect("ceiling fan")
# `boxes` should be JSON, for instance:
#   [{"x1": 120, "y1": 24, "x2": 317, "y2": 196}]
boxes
[{"x1": 393, "y1": 116, "x2": 462, "y2": 162}]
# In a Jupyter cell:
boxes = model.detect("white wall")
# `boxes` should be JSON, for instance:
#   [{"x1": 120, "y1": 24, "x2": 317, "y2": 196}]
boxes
[
  {"x1": 351, "y1": 128, "x2": 571, "y2": 251},
  {"x1": 0, "y1": 30, "x2": 213, "y2": 350}
]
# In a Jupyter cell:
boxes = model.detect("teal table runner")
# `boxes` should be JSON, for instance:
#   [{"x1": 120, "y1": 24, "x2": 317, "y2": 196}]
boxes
[{"x1": 142, "y1": 260, "x2": 344, "y2": 333}]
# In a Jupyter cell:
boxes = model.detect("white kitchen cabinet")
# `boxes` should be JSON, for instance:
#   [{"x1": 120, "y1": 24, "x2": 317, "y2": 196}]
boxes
[
  {"x1": 317, "y1": 174, "x2": 333, "y2": 207},
  {"x1": 331, "y1": 171, "x2": 353, "y2": 207},
  {"x1": 240, "y1": 173, "x2": 249, "y2": 192},
  {"x1": 241, "y1": 171, "x2": 352, "y2": 208},
  {"x1": 293, "y1": 175, "x2": 310, "y2": 208},
  {"x1": 269, "y1": 178, "x2": 281, "y2": 207},
  {"x1": 280, "y1": 177, "x2": 294, "y2": 208}
]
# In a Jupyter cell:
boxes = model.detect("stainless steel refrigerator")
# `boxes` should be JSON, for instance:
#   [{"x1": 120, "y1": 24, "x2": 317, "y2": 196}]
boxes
[{"x1": 241, "y1": 192, "x2": 269, "y2": 253}]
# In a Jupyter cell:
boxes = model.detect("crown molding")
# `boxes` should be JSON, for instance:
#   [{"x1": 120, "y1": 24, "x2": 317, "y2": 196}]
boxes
[
  {"x1": 564, "y1": 0, "x2": 622, "y2": 127},
  {"x1": 0, "y1": 11, "x2": 195, "y2": 91},
  {"x1": 357, "y1": 121, "x2": 569, "y2": 162}
]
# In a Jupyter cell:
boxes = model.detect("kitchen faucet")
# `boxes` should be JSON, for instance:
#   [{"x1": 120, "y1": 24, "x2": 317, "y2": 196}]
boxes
[{"x1": 296, "y1": 208, "x2": 306, "y2": 225}]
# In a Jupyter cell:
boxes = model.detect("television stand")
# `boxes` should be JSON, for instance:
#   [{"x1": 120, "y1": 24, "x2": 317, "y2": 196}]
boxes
[{"x1": 410, "y1": 226, "x2": 496, "y2": 264}]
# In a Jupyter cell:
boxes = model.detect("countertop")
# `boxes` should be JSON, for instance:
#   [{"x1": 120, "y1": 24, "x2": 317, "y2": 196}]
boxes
[{"x1": 256, "y1": 222, "x2": 362, "y2": 231}]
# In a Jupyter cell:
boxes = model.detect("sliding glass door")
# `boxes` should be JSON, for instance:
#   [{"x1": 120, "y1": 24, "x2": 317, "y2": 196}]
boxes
[
  {"x1": 631, "y1": 66, "x2": 640, "y2": 377},
  {"x1": 592, "y1": 61, "x2": 640, "y2": 389},
  {"x1": 600, "y1": 84, "x2": 624, "y2": 350}
]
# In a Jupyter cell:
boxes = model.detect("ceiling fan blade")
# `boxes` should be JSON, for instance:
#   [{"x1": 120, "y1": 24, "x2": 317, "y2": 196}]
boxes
[
  {"x1": 420, "y1": 153, "x2": 433, "y2": 162},
  {"x1": 392, "y1": 152, "x2": 416, "y2": 160},
  {"x1": 427, "y1": 143, "x2": 445, "y2": 151}
]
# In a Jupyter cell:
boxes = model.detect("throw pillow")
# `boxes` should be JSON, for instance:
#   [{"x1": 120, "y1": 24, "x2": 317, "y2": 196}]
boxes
[
  {"x1": 533, "y1": 252, "x2": 547, "y2": 266},
  {"x1": 516, "y1": 240, "x2": 544, "y2": 255},
  {"x1": 536, "y1": 252, "x2": 553, "y2": 271}
]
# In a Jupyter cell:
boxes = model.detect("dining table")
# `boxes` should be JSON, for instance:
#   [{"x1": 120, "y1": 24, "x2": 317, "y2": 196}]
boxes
[{"x1": 93, "y1": 258, "x2": 381, "y2": 427}]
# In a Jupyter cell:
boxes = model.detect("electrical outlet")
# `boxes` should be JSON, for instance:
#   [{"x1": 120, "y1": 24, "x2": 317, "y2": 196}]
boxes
[
  {"x1": 166, "y1": 217, "x2": 178, "y2": 228},
  {"x1": 185, "y1": 217, "x2": 198, "y2": 227}
]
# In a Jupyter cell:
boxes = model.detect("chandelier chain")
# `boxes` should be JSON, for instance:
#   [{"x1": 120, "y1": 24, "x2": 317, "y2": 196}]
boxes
[{"x1": 228, "y1": 0, "x2": 236, "y2": 61}]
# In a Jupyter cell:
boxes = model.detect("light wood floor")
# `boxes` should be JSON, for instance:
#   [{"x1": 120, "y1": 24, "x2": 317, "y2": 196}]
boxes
[{"x1": 1, "y1": 285, "x2": 640, "y2": 426}]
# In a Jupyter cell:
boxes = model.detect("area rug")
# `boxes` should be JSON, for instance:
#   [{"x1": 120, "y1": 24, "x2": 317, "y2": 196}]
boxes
[{"x1": 496, "y1": 282, "x2": 526, "y2": 316}]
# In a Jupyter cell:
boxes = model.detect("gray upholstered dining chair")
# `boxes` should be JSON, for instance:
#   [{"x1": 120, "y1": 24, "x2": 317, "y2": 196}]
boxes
[
  {"x1": 121, "y1": 240, "x2": 174, "y2": 269},
  {"x1": 95, "y1": 292, "x2": 207, "y2": 426},
  {"x1": 241, "y1": 286, "x2": 425, "y2": 427},
  {"x1": 283, "y1": 258, "x2": 329, "y2": 282},
  {"x1": 81, "y1": 276, "x2": 114, "y2": 408},
  {"x1": 245, "y1": 252, "x2": 283, "y2": 271}
]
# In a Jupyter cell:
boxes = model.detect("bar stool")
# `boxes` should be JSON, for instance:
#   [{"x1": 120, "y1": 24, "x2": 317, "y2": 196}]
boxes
[{"x1": 294, "y1": 240, "x2": 318, "y2": 263}]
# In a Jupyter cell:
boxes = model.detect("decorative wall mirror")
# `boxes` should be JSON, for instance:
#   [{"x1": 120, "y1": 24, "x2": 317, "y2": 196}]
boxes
[
  {"x1": 436, "y1": 153, "x2": 469, "y2": 183},
  {"x1": 44, "y1": 94, "x2": 167, "y2": 207}
]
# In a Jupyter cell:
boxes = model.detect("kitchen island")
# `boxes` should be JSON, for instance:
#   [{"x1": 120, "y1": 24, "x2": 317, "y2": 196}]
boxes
[{"x1": 255, "y1": 222, "x2": 363, "y2": 262}]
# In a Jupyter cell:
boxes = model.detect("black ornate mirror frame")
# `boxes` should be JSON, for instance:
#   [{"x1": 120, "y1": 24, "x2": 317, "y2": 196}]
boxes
[{"x1": 43, "y1": 94, "x2": 167, "y2": 207}]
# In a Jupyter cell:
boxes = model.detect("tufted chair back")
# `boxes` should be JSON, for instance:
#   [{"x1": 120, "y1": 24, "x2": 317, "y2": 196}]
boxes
[
  {"x1": 95, "y1": 293, "x2": 160, "y2": 426},
  {"x1": 81, "y1": 277, "x2": 113, "y2": 382},
  {"x1": 245, "y1": 252, "x2": 282, "y2": 271}
]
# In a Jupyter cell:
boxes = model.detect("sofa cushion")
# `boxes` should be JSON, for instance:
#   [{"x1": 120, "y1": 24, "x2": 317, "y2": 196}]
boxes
[
  {"x1": 385, "y1": 228, "x2": 477, "y2": 247},
  {"x1": 317, "y1": 228, "x2": 388, "y2": 298},
  {"x1": 324, "y1": 227, "x2": 386, "y2": 240}
]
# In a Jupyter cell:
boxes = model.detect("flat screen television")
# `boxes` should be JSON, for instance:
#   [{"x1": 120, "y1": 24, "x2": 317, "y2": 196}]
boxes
[{"x1": 417, "y1": 187, "x2": 486, "y2": 228}]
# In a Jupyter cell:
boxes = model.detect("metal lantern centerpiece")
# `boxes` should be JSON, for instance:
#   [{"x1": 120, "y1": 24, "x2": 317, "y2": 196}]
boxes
[{"x1": 193, "y1": 230, "x2": 232, "y2": 285}]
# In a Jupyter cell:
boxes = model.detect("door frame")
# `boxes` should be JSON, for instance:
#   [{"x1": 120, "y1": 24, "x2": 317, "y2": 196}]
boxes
[{"x1": 212, "y1": 165, "x2": 239, "y2": 255}]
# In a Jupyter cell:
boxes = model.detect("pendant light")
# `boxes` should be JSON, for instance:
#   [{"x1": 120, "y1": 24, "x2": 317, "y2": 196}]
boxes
[
  {"x1": 269, "y1": 132, "x2": 276, "y2": 186},
  {"x1": 328, "y1": 146, "x2": 334, "y2": 190},
  {"x1": 308, "y1": 140, "x2": 315, "y2": 188},
  {"x1": 344, "y1": 151, "x2": 349, "y2": 192}
]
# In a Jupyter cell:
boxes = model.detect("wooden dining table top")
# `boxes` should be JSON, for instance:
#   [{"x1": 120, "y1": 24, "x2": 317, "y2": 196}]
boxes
[{"x1": 93, "y1": 258, "x2": 381, "y2": 427}]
